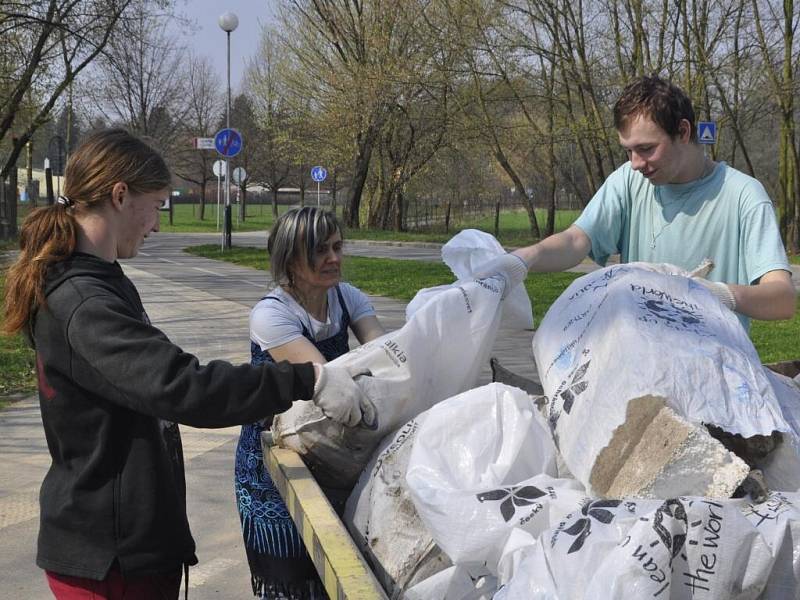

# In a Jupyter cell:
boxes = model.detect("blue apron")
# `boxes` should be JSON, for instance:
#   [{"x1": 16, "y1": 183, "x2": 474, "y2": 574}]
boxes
[{"x1": 234, "y1": 286, "x2": 351, "y2": 599}]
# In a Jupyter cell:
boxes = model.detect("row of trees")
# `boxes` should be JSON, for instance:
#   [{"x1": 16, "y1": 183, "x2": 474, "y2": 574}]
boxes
[
  {"x1": 1, "y1": 0, "x2": 798, "y2": 251},
  {"x1": 270, "y1": 0, "x2": 799, "y2": 249}
]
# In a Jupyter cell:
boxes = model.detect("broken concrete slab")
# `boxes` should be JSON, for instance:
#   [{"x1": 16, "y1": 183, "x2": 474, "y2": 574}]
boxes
[{"x1": 590, "y1": 396, "x2": 750, "y2": 499}]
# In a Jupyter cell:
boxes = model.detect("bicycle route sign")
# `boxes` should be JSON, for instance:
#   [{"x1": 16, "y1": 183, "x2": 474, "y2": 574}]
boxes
[{"x1": 214, "y1": 128, "x2": 243, "y2": 157}]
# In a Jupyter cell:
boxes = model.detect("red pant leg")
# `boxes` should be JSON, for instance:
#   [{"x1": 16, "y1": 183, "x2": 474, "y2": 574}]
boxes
[{"x1": 46, "y1": 566, "x2": 181, "y2": 600}]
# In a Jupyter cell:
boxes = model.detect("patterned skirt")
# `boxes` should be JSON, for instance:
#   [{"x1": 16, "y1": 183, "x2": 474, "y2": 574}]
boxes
[{"x1": 235, "y1": 422, "x2": 326, "y2": 599}]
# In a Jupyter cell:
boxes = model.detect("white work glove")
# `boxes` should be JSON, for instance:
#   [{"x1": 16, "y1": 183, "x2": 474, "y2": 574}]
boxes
[
  {"x1": 474, "y1": 253, "x2": 529, "y2": 299},
  {"x1": 693, "y1": 279, "x2": 736, "y2": 311},
  {"x1": 312, "y1": 363, "x2": 377, "y2": 428},
  {"x1": 689, "y1": 258, "x2": 736, "y2": 311}
]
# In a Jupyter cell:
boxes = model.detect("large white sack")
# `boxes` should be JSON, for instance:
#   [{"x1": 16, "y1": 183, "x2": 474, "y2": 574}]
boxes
[
  {"x1": 403, "y1": 566, "x2": 497, "y2": 600},
  {"x1": 494, "y1": 492, "x2": 800, "y2": 599},
  {"x1": 531, "y1": 263, "x2": 789, "y2": 496},
  {"x1": 344, "y1": 416, "x2": 451, "y2": 598},
  {"x1": 438, "y1": 228, "x2": 533, "y2": 330},
  {"x1": 405, "y1": 383, "x2": 585, "y2": 571},
  {"x1": 273, "y1": 237, "x2": 527, "y2": 489}
]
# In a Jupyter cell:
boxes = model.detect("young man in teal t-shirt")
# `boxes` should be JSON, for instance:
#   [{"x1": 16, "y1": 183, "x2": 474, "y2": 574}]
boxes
[{"x1": 504, "y1": 76, "x2": 796, "y2": 330}]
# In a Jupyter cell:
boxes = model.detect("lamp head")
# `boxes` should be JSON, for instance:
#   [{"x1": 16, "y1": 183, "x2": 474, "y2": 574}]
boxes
[{"x1": 218, "y1": 12, "x2": 239, "y2": 33}]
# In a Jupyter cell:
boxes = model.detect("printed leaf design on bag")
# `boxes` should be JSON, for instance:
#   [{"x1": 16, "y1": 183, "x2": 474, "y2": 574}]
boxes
[
  {"x1": 652, "y1": 499, "x2": 688, "y2": 560},
  {"x1": 563, "y1": 499, "x2": 623, "y2": 553},
  {"x1": 476, "y1": 485, "x2": 547, "y2": 522},
  {"x1": 559, "y1": 360, "x2": 591, "y2": 414}
]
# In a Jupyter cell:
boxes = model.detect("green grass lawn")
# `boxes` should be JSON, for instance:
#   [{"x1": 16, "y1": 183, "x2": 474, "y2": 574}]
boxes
[
  {"x1": 161, "y1": 203, "x2": 578, "y2": 247},
  {"x1": 186, "y1": 244, "x2": 800, "y2": 364},
  {"x1": 0, "y1": 270, "x2": 37, "y2": 406}
]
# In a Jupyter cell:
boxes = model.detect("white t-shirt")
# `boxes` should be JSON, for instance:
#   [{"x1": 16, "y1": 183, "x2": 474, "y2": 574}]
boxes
[{"x1": 250, "y1": 283, "x2": 376, "y2": 350}]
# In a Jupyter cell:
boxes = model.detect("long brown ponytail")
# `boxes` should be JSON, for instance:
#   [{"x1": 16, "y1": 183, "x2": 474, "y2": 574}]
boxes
[{"x1": 2, "y1": 128, "x2": 170, "y2": 336}]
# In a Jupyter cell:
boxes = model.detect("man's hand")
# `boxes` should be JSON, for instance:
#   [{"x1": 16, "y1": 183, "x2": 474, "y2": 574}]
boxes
[
  {"x1": 688, "y1": 258, "x2": 736, "y2": 311},
  {"x1": 312, "y1": 363, "x2": 375, "y2": 427},
  {"x1": 474, "y1": 253, "x2": 529, "y2": 298},
  {"x1": 693, "y1": 279, "x2": 736, "y2": 311}
]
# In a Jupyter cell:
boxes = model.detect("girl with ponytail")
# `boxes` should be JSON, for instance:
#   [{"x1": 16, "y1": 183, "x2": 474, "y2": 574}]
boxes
[{"x1": 1, "y1": 129, "x2": 371, "y2": 599}]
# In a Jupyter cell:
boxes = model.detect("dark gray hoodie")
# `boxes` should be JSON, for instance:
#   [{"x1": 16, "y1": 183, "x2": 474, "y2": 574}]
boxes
[{"x1": 32, "y1": 253, "x2": 314, "y2": 579}]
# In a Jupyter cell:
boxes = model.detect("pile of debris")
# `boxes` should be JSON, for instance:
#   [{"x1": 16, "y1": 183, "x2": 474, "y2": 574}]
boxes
[{"x1": 277, "y1": 236, "x2": 800, "y2": 598}]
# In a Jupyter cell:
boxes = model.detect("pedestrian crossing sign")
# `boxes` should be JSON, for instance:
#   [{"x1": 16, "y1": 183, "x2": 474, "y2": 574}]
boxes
[{"x1": 697, "y1": 121, "x2": 717, "y2": 144}]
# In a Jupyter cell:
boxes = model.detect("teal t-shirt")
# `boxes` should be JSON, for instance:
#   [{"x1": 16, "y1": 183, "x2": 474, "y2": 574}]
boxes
[{"x1": 574, "y1": 161, "x2": 790, "y2": 330}]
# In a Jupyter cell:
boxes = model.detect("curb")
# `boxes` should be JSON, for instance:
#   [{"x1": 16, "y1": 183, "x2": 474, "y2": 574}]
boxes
[
  {"x1": 0, "y1": 392, "x2": 36, "y2": 407},
  {"x1": 347, "y1": 239, "x2": 444, "y2": 250}
]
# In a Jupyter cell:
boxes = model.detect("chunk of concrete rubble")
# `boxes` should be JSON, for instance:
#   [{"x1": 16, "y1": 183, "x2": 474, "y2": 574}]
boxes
[{"x1": 590, "y1": 395, "x2": 750, "y2": 499}]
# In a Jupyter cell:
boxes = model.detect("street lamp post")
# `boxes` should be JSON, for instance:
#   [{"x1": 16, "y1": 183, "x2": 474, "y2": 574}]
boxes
[{"x1": 219, "y1": 11, "x2": 238, "y2": 250}]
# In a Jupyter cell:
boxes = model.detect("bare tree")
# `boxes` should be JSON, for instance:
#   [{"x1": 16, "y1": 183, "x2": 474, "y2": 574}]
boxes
[
  {"x1": 88, "y1": 0, "x2": 187, "y2": 157},
  {"x1": 245, "y1": 27, "x2": 294, "y2": 217},
  {"x1": 277, "y1": 0, "x2": 432, "y2": 228},
  {"x1": 751, "y1": 0, "x2": 799, "y2": 252},
  {"x1": 0, "y1": 0, "x2": 134, "y2": 177},
  {"x1": 171, "y1": 54, "x2": 222, "y2": 221}
]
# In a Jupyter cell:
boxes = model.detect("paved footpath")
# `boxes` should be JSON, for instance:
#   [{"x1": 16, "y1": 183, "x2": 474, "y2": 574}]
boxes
[{"x1": 0, "y1": 232, "x2": 541, "y2": 599}]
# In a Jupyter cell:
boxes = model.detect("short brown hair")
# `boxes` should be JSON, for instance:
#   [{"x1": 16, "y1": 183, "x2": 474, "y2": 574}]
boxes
[
  {"x1": 613, "y1": 76, "x2": 696, "y2": 141},
  {"x1": 267, "y1": 207, "x2": 342, "y2": 287}
]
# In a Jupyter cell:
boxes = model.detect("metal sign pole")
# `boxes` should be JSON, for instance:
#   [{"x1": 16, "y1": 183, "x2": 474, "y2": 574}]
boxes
[
  {"x1": 216, "y1": 172, "x2": 221, "y2": 232},
  {"x1": 223, "y1": 30, "x2": 232, "y2": 250},
  {"x1": 317, "y1": 181, "x2": 320, "y2": 207}
]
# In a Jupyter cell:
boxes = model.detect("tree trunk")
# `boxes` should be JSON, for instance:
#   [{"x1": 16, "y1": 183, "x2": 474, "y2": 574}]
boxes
[
  {"x1": 331, "y1": 168, "x2": 338, "y2": 214},
  {"x1": 199, "y1": 181, "x2": 206, "y2": 221},
  {"x1": 345, "y1": 125, "x2": 378, "y2": 228},
  {"x1": 494, "y1": 149, "x2": 540, "y2": 239}
]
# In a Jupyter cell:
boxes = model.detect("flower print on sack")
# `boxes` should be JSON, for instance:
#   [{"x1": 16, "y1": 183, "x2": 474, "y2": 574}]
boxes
[
  {"x1": 562, "y1": 499, "x2": 623, "y2": 554},
  {"x1": 546, "y1": 352, "x2": 593, "y2": 445},
  {"x1": 476, "y1": 485, "x2": 547, "y2": 522},
  {"x1": 652, "y1": 498, "x2": 688, "y2": 560},
  {"x1": 560, "y1": 360, "x2": 590, "y2": 414}
]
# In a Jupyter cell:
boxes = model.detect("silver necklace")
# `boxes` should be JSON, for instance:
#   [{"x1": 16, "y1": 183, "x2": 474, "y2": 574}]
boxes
[{"x1": 650, "y1": 158, "x2": 714, "y2": 249}]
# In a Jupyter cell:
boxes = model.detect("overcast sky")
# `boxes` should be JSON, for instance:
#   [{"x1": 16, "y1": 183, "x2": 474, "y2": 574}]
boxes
[{"x1": 172, "y1": 0, "x2": 276, "y2": 92}]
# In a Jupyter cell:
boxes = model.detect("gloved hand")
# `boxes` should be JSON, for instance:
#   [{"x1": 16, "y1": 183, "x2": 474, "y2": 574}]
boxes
[
  {"x1": 474, "y1": 253, "x2": 529, "y2": 299},
  {"x1": 688, "y1": 258, "x2": 736, "y2": 311},
  {"x1": 693, "y1": 278, "x2": 736, "y2": 311},
  {"x1": 312, "y1": 363, "x2": 376, "y2": 428}
]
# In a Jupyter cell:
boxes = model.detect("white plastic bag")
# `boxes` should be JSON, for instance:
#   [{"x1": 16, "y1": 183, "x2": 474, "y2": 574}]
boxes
[
  {"x1": 273, "y1": 258, "x2": 511, "y2": 489},
  {"x1": 403, "y1": 566, "x2": 496, "y2": 600},
  {"x1": 438, "y1": 229, "x2": 533, "y2": 330},
  {"x1": 495, "y1": 492, "x2": 800, "y2": 599},
  {"x1": 344, "y1": 416, "x2": 451, "y2": 597},
  {"x1": 405, "y1": 383, "x2": 585, "y2": 571},
  {"x1": 532, "y1": 263, "x2": 789, "y2": 496}
]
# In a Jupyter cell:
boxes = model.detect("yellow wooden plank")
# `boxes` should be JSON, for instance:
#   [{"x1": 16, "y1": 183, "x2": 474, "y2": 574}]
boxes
[{"x1": 263, "y1": 438, "x2": 389, "y2": 600}]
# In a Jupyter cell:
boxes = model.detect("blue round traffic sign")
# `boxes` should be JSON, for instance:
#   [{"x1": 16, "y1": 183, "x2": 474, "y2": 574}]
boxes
[
  {"x1": 311, "y1": 166, "x2": 327, "y2": 182},
  {"x1": 214, "y1": 128, "x2": 243, "y2": 158}
]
